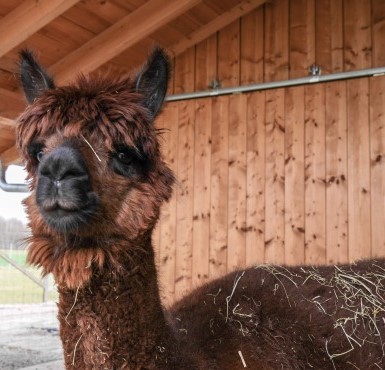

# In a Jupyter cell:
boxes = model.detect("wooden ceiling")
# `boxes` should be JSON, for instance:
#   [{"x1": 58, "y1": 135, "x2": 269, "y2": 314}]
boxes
[{"x1": 0, "y1": 0, "x2": 266, "y2": 166}]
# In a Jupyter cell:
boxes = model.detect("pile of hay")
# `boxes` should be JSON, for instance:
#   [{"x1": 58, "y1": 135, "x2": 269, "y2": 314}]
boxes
[{"x1": 258, "y1": 262, "x2": 385, "y2": 363}]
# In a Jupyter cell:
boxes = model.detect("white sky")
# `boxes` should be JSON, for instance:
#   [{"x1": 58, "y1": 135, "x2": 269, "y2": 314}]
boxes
[{"x1": 0, "y1": 165, "x2": 29, "y2": 223}]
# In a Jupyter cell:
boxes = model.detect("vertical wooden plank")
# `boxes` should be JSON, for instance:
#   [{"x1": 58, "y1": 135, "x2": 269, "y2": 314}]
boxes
[
  {"x1": 284, "y1": 86, "x2": 305, "y2": 265},
  {"x1": 240, "y1": 7, "x2": 264, "y2": 85},
  {"x1": 218, "y1": 15, "x2": 240, "y2": 270},
  {"x1": 172, "y1": 45, "x2": 194, "y2": 298},
  {"x1": 158, "y1": 103, "x2": 178, "y2": 305},
  {"x1": 325, "y1": 81, "x2": 348, "y2": 264},
  {"x1": 227, "y1": 94, "x2": 247, "y2": 272},
  {"x1": 153, "y1": 111, "x2": 165, "y2": 269},
  {"x1": 372, "y1": 0, "x2": 385, "y2": 67},
  {"x1": 192, "y1": 98, "x2": 212, "y2": 286},
  {"x1": 315, "y1": 0, "x2": 344, "y2": 74},
  {"x1": 265, "y1": 89, "x2": 285, "y2": 264},
  {"x1": 218, "y1": 19, "x2": 240, "y2": 88},
  {"x1": 264, "y1": 0, "x2": 289, "y2": 81},
  {"x1": 152, "y1": 220, "x2": 161, "y2": 268},
  {"x1": 289, "y1": 0, "x2": 315, "y2": 79},
  {"x1": 315, "y1": 0, "x2": 331, "y2": 74},
  {"x1": 209, "y1": 96, "x2": 229, "y2": 279},
  {"x1": 174, "y1": 46, "x2": 195, "y2": 94},
  {"x1": 195, "y1": 34, "x2": 217, "y2": 91},
  {"x1": 304, "y1": 84, "x2": 326, "y2": 265},
  {"x1": 174, "y1": 101, "x2": 194, "y2": 300},
  {"x1": 330, "y1": 0, "x2": 344, "y2": 72},
  {"x1": 370, "y1": 76, "x2": 385, "y2": 258},
  {"x1": 344, "y1": 0, "x2": 371, "y2": 70},
  {"x1": 246, "y1": 91, "x2": 265, "y2": 266},
  {"x1": 347, "y1": 78, "x2": 371, "y2": 262}
]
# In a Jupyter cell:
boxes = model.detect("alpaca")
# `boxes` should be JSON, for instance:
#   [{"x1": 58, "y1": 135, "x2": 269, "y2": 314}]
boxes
[{"x1": 16, "y1": 48, "x2": 385, "y2": 369}]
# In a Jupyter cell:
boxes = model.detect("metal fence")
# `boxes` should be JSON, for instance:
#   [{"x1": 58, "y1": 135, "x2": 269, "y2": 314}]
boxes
[
  {"x1": 0, "y1": 244, "x2": 58, "y2": 304},
  {"x1": 0, "y1": 243, "x2": 63, "y2": 369}
]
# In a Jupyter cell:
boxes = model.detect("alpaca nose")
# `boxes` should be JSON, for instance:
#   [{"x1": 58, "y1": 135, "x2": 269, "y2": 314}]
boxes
[
  {"x1": 39, "y1": 145, "x2": 89, "y2": 184},
  {"x1": 36, "y1": 143, "x2": 92, "y2": 212}
]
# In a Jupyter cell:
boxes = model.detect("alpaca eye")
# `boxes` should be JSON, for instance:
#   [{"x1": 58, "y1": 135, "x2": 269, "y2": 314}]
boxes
[
  {"x1": 36, "y1": 151, "x2": 44, "y2": 162},
  {"x1": 111, "y1": 145, "x2": 149, "y2": 178},
  {"x1": 117, "y1": 151, "x2": 132, "y2": 165},
  {"x1": 28, "y1": 142, "x2": 45, "y2": 165}
]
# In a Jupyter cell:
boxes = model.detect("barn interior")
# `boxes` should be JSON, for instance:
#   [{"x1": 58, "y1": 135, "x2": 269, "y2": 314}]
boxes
[
  {"x1": 1, "y1": 1, "x2": 385, "y2": 368},
  {"x1": 0, "y1": 0, "x2": 385, "y2": 354}
]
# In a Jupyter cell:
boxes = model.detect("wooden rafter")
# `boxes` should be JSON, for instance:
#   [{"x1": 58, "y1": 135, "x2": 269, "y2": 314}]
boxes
[
  {"x1": 51, "y1": 0, "x2": 202, "y2": 85},
  {"x1": 0, "y1": 0, "x2": 266, "y2": 165},
  {"x1": 0, "y1": 88, "x2": 25, "y2": 120},
  {"x1": 0, "y1": 117, "x2": 15, "y2": 129},
  {"x1": 0, "y1": 0, "x2": 81, "y2": 57},
  {"x1": 0, "y1": 0, "x2": 202, "y2": 164},
  {"x1": 171, "y1": 0, "x2": 268, "y2": 56},
  {"x1": 0, "y1": 145, "x2": 20, "y2": 166}
]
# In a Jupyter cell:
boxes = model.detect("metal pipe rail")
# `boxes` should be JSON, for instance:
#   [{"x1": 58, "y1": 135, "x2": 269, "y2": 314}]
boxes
[
  {"x1": 0, "y1": 161, "x2": 29, "y2": 192},
  {"x1": 166, "y1": 66, "x2": 385, "y2": 102}
]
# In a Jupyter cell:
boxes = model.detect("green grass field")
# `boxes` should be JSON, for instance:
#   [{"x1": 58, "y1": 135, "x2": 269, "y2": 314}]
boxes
[
  {"x1": 0, "y1": 249, "x2": 58, "y2": 304},
  {"x1": 0, "y1": 249, "x2": 27, "y2": 267}
]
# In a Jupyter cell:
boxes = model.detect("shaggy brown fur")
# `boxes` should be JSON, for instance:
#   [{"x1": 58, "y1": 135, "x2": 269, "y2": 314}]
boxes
[{"x1": 17, "y1": 49, "x2": 385, "y2": 369}]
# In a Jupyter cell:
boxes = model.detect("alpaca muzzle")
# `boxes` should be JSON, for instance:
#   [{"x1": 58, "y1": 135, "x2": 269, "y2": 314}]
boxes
[{"x1": 36, "y1": 142, "x2": 99, "y2": 233}]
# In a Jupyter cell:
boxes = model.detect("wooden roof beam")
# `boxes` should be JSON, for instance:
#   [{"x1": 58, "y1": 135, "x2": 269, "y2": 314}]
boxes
[
  {"x1": 0, "y1": 0, "x2": 81, "y2": 57},
  {"x1": 0, "y1": 145, "x2": 20, "y2": 166},
  {"x1": 171, "y1": 0, "x2": 267, "y2": 57},
  {"x1": 0, "y1": 117, "x2": 18, "y2": 165},
  {"x1": 0, "y1": 0, "x2": 202, "y2": 164},
  {"x1": 51, "y1": 0, "x2": 202, "y2": 85},
  {"x1": 0, "y1": 117, "x2": 16, "y2": 129},
  {"x1": 0, "y1": 88, "x2": 26, "y2": 119}
]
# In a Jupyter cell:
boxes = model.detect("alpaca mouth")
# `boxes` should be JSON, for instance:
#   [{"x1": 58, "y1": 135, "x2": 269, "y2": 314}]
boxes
[{"x1": 39, "y1": 192, "x2": 99, "y2": 233}]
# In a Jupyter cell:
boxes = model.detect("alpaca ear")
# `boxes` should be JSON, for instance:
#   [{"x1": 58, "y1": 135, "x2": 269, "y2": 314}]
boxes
[
  {"x1": 135, "y1": 47, "x2": 170, "y2": 118},
  {"x1": 19, "y1": 50, "x2": 55, "y2": 104}
]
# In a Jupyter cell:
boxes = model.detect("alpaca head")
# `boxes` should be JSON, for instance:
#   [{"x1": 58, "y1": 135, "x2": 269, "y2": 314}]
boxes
[{"x1": 17, "y1": 49, "x2": 174, "y2": 288}]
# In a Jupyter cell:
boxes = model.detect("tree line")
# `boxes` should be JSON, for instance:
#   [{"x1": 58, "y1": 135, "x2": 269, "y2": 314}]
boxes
[{"x1": 0, "y1": 216, "x2": 29, "y2": 250}]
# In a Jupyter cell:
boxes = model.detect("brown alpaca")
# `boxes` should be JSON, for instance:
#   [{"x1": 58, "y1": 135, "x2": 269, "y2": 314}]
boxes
[{"x1": 17, "y1": 48, "x2": 385, "y2": 369}]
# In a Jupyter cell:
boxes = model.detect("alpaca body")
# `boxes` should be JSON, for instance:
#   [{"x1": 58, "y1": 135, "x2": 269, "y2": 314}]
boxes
[
  {"x1": 57, "y1": 246, "x2": 385, "y2": 369},
  {"x1": 16, "y1": 49, "x2": 385, "y2": 369},
  {"x1": 172, "y1": 260, "x2": 385, "y2": 369}
]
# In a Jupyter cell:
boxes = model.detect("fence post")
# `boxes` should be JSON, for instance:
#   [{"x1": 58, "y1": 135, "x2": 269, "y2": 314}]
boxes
[{"x1": 42, "y1": 275, "x2": 49, "y2": 302}]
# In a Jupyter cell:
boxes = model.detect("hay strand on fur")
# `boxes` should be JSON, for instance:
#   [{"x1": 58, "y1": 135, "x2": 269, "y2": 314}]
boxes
[
  {"x1": 226, "y1": 272, "x2": 245, "y2": 322},
  {"x1": 81, "y1": 134, "x2": 101, "y2": 162},
  {"x1": 238, "y1": 350, "x2": 247, "y2": 367},
  {"x1": 65, "y1": 285, "x2": 80, "y2": 325}
]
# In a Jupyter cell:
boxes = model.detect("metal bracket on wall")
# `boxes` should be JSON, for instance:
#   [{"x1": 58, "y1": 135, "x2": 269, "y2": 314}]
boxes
[
  {"x1": 0, "y1": 160, "x2": 29, "y2": 193},
  {"x1": 309, "y1": 64, "x2": 321, "y2": 76},
  {"x1": 208, "y1": 78, "x2": 221, "y2": 89}
]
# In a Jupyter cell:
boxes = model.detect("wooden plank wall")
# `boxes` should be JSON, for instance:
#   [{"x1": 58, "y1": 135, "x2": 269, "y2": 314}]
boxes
[
  {"x1": 156, "y1": 76, "x2": 385, "y2": 304},
  {"x1": 154, "y1": 0, "x2": 385, "y2": 304},
  {"x1": 169, "y1": 0, "x2": 385, "y2": 93}
]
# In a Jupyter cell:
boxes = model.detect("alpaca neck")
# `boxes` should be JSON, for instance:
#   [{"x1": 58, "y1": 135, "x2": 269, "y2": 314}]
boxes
[{"x1": 57, "y1": 237, "x2": 178, "y2": 369}]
